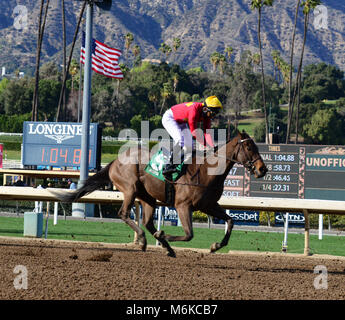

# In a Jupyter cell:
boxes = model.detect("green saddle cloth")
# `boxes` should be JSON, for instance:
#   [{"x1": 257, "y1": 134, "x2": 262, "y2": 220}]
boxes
[{"x1": 145, "y1": 148, "x2": 184, "y2": 182}]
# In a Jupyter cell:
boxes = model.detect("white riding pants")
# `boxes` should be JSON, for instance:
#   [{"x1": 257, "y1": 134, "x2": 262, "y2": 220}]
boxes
[{"x1": 162, "y1": 109, "x2": 194, "y2": 148}]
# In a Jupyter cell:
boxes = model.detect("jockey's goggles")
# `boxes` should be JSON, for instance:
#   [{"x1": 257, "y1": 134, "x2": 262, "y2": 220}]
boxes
[{"x1": 205, "y1": 106, "x2": 221, "y2": 118}]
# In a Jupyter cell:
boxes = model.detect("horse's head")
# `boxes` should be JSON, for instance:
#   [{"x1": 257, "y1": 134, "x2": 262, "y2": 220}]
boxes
[{"x1": 233, "y1": 131, "x2": 267, "y2": 178}]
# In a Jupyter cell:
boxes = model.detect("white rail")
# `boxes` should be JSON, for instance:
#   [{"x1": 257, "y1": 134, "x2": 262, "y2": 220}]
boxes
[{"x1": 1, "y1": 186, "x2": 344, "y2": 255}]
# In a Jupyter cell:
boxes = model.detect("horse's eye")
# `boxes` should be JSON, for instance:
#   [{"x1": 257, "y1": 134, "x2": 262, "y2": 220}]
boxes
[{"x1": 246, "y1": 146, "x2": 252, "y2": 152}]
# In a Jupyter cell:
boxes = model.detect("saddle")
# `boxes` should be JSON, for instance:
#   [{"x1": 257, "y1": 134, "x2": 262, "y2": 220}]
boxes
[{"x1": 144, "y1": 147, "x2": 186, "y2": 206}]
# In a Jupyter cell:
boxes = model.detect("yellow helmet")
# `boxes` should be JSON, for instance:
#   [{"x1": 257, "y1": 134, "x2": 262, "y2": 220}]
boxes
[{"x1": 205, "y1": 96, "x2": 223, "y2": 109}]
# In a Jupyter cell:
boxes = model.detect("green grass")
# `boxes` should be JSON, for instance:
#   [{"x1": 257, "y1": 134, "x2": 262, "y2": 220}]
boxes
[
  {"x1": 237, "y1": 117, "x2": 263, "y2": 136},
  {"x1": 1, "y1": 216, "x2": 344, "y2": 256},
  {"x1": 2, "y1": 150, "x2": 21, "y2": 161}
]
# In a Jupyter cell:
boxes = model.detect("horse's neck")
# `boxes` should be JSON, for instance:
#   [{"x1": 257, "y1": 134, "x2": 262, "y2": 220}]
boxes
[
  {"x1": 195, "y1": 137, "x2": 238, "y2": 181},
  {"x1": 216, "y1": 138, "x2": 238, "y2": 177}
]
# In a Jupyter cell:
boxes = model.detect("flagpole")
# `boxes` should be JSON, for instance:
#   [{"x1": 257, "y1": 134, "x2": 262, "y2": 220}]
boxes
[
  {"x1": 78, "y1": 22, "x2": 84, "y2": 123},
  {"x1": 78, "y1": 1, "x2": 93, "y2": 217}
]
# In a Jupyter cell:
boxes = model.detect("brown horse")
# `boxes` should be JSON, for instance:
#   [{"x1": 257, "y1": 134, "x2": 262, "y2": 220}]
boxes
[{"x1": 59, "y1": 130, "x2": 267, "y2": 257}]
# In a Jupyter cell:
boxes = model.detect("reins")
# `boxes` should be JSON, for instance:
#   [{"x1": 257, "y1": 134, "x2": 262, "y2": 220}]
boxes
[{"x1": 164, "y1": 137, "x2": 261, "y2": 187}]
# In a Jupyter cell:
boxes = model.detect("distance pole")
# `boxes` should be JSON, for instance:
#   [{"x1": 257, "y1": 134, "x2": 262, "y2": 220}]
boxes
[
  {"x1": 282, "y1": 212, "x2": 289, "y2": 252},
  {"x1": 318, "y1": 214, "x2": 323, "y2": 240}
]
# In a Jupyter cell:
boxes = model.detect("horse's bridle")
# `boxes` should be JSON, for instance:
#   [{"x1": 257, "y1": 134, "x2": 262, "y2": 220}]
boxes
[
  {"x1": 229, "y1": 137, "x2": 263, "y2": 174},
  {"x1": 164, "y1": 137, "x2": 263, "y2": 187}
]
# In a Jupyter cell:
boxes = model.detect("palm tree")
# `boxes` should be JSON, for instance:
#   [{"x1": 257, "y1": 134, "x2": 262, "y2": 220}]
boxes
[
  {"x1": 132, "y1": 44, "x2": 141, "y2": 66},
  {"x1": 124, "y1": 32, "x2": 134, "y2": 59},
  {"x1": 173, "y1": 38, "x2": 181, "y2": 52},
  {"x1": 218, "y1": 54, "x2": 227, "y2": 75},
  {"x1": 132, "y1": 44, "x2": 141, "y2": 58},
  {"x1": 251, "y1": 0, "x2": 275, "y2": 144},
  {"x1": 252, "y1": 53, "x2": 261, "y2": 73},
  {"x1": 61, "y1": 0, "x2": 66, "y2": 120},
  {"x1": 32, "y1": 0, "x2": 50, "y2": 121},
  {"x1": 271, "y1": 50, "x2": 280, "y2": 81},
  {"x1": 69, "y1": 59, "x2": 79, "y2": 93},
  {"x1": 293, "y1": 0, "x2": 322, "y2": 143},
  {"x1": 172, "y1": 37, "x2": 181, "y2": 63},
  {"x1": 159, "y1": 42, "x2": 172, "y2": 62},
  {"x1": 160, "y1": 82, "x2": 173, "y2": 114},
  {"x1": 172, "y1": 74, "x2": 179, "y2": 93},
  {"x1": 286, "y1": 0, "x2": 301, "y2": 143},
  {"x1": 225, "y1": 46, "x2": 234, "y2": 62},
  {"x1": 56, "y1": 1, "x2": 86, "y2": 121},
  {"x1": 280, "y1": 59, "x2": 292, "y2": 87},
  {"x1": 210, "y1": 52, "x2": 221, "y2": 73}
]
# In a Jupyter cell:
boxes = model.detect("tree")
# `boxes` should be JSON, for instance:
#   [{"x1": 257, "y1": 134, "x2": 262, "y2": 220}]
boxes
[
  {"x1": 251, "y1": 0, "x2": 275, "y2": 144},
  {"x1": 0, "y1": 78, "x2": 9, "y2": 114},
  {"x1": 92, "y1": 82, "x2": 132, "y2": 130},
  {"x1": 56, "y1": 0, "x2": 86, "y2": 121},
  {"x1": 286, "y1": 0, "x2": 301, "y2": 143},
  {"x1": 225, "y1": 46, "x2": 234, "y2": 63},
  {"x1": 159, "y1": 42, "x2": 172, "y2": 62},
  {"x1": 160, "y1": 82, "x2": 174, "y2": 114},
  {"x1": 252, "y1": 53, "x2": 261, "y2": 73},
  {"x1": 32, "y1": 0, "x2": 50, "y2": 121},
  {"x1": 294, "y1": 0, "x2": 322, "y2": 143},
  {"x1": 173, "y1": 38, "x2": 181, "y2": 53},
  {"x1": 303, "y1": 108, "x2": 345, "y2": 145},
  {"x1": 3, "y1": 79, "x2": 33, "y2": 116},
  {"x1": 301, "y1": 63, "x2": 345, "y2": 102},
  {"x1": 132, "y1": 44, "x2": 141, "y2": 67},
  {"x1": 210, "y1": 52, "x2": 221, "y2": 73},
  {"x1": 226, "y1": 51, "x2": 260, "y2": 122},
  {"x1": 124, "y1": 33, "x2": 134, "y2": 59},
  {"x1": 61, "y1": 0, "x2": 67, "y2": 120},
  {"x1": 286, "y1": 0, "x2": 322, "y2": 143}
]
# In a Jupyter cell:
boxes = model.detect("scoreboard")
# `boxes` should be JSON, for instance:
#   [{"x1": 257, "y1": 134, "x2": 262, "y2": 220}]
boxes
[
  {"x1": 223, "y1": 144, "x2": 345, "y2": 201},
  {"x1": 22, "y1": 122, "x2": 101, "y2": 169}
]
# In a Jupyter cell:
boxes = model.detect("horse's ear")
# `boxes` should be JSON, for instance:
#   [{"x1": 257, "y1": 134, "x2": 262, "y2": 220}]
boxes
[
  {"x1": 237, "y1": 129, "x2": 244, "y2": 138},
  {"x1": 241, "y1": 130, "x2": 249, "y2": 139}
]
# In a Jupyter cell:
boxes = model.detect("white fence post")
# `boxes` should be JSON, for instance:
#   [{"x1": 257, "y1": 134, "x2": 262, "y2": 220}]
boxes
[
  {"x1": 282, "y1": 213, "x2": 289, "y2": 252},
  {"x1": 156, "y1": 207, "x2": 164, "y2": 246},
  {"x1": 318, "y1": 214, "x2": 323, "y2": 240}
]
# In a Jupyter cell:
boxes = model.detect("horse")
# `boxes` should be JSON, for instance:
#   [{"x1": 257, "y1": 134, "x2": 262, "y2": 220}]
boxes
[{"x1": 58, "y1": 130, "x2": 267, "y2": 257}]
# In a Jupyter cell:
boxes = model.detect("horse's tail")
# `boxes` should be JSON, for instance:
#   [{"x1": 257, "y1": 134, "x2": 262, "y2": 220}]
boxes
[{"x1": 58, "y1": 161, "x2": 113, "y2": 203}]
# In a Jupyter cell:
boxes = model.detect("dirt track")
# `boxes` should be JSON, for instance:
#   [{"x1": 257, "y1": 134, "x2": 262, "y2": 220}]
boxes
[{"x1": 0, "y1": 236, "x2": 345, "y2": 300}]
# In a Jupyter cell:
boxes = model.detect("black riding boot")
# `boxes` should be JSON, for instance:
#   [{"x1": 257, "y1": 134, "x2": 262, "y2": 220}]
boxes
[{"x1": 163, "y1": 144, "x2": 182, "y2": 176}]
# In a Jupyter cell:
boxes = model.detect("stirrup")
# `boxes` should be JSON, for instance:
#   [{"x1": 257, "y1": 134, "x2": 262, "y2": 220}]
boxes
[{"x1": 163, "y1": 164, "x2": 177, "y2": 175}]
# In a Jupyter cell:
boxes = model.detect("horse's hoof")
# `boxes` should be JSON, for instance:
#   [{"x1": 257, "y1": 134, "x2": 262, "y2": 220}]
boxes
[
  {"x1": 167, "y1": 250, "x2": 176, "y2": 258},
  {"x1": 210, "y1": 242, "x2": 221, "y2": 253},
  {"x1": 139, "y1": 237, "x2": 147, "y2": 252}
]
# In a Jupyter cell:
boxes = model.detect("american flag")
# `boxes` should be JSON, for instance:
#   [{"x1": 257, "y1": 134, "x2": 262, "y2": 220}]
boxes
[{"x1": 80, "y1": 32, "x2": 123, "y2": 79}]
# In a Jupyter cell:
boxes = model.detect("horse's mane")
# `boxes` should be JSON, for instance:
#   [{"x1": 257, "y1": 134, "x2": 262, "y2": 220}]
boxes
[{"x1": 212, "y1": 130, "x2": 249, "y2": 154}]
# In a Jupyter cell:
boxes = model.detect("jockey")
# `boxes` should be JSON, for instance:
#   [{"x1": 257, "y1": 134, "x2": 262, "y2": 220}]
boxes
[{"x1": 161, "y1": 95, "x2": 223, "y2": 176}]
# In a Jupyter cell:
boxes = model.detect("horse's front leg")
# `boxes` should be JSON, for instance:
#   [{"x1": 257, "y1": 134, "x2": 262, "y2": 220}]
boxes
[
  {"x1": 204, "y1": 203, "x2": 234, "y2": 253},
  {"x1": 163, "y1": 205, "x2": 194, "y2": 242}
]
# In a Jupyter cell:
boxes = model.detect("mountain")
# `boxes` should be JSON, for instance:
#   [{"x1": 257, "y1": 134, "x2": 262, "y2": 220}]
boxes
[{"x1": 0, "y1": 0, "x2": 344, "y2": 75}]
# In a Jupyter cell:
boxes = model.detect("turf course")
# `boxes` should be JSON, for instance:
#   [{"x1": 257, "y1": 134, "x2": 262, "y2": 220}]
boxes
[{"x1": 0, "y1": 216, "x2": 344, "y2": 256}]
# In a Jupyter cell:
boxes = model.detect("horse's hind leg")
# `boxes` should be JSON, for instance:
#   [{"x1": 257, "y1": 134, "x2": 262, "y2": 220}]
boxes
[
  {"x1": 163, "y1": 205, "x2": 194, "y2": 242},
  {"x1": 118, "y1": 192, "x2": 147, "y2": 251},
  {"x1": 140, "y1": 201, "x2": 176, "y2": 258},
  {"x1": 204, "y1": 203, "x2": 234, "y2": 253}
]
